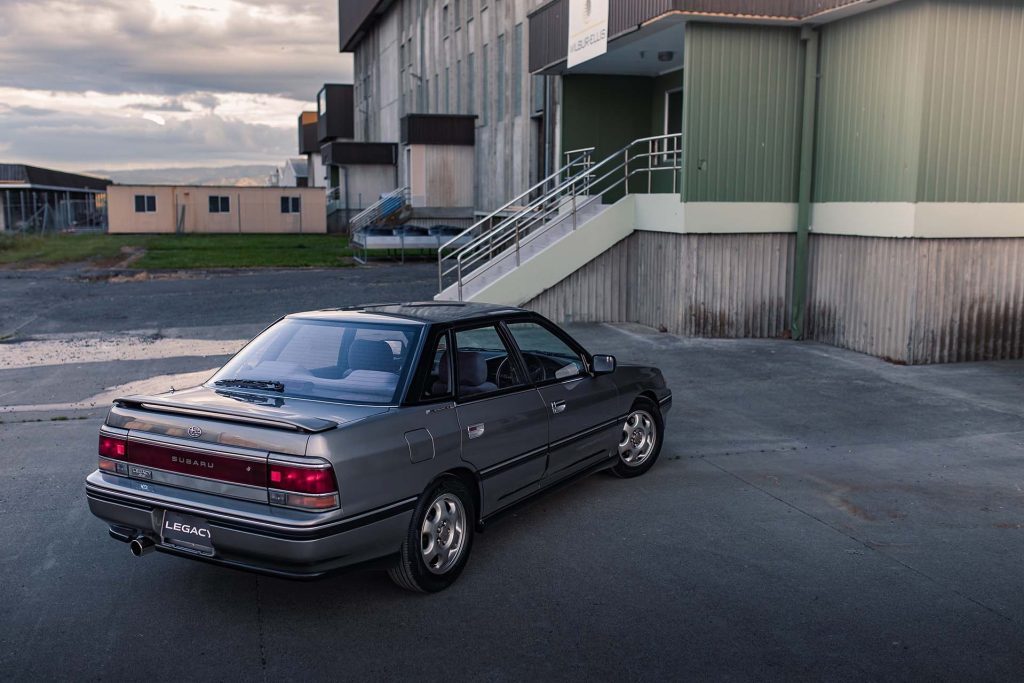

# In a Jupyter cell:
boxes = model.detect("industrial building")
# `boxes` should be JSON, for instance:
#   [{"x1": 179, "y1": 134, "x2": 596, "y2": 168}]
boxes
[
  {"x1": 107, "y1": 185, "x2": 326, "y2": 234},
  {"x1": 339, "y1": 0, "x2": 1024, "y2": 363},
  {"x1": 0, "y1": 164, "x2": 108, "y2": 232}
]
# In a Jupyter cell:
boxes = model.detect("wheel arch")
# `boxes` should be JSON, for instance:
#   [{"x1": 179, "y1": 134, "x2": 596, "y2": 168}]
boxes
[{"x1": 429, "y1": 467, "x2": 482, "y2": 524}]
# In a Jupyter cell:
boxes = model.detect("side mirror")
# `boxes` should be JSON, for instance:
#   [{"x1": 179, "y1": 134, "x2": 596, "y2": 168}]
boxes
[{"x1": 592, "y1": 354, "x2": 616, "y2": 375}]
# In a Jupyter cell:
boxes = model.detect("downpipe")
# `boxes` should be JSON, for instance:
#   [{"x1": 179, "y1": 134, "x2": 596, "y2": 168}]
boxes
[{"x1": 129, "y1": 536, "x2": 156, "y2": 557}]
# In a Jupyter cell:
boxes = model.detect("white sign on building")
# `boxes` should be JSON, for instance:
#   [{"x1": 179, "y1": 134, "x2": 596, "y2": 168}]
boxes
[{"x1": 567, "y1": 0, "x2": 608, "y2": 68}]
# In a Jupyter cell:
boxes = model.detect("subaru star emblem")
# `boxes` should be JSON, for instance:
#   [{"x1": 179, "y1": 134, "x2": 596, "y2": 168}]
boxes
[{"x1": 187, "y1": 425, "x2": 203, "y2": 438}]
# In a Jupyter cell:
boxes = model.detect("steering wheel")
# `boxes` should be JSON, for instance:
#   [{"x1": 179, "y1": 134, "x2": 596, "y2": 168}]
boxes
[{"x1": 496, "y1": 354, "x2": 548, "y2": 387}]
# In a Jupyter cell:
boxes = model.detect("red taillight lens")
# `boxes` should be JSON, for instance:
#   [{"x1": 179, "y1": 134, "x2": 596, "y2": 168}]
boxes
[
  {"x1": 268, "y1": 462, "x2": 337, "y2": 495},
  {"x1": 99, "y1": 435, "x2": 127, "y2": 459}
]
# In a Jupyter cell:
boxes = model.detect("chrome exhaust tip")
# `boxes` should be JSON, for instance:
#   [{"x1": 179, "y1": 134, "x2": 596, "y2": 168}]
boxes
[{"x1": 130, "y1": 536, "x2": 155, "y2": 557}]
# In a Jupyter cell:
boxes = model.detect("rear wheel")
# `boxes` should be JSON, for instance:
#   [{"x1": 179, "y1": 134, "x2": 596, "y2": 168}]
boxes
[
  {"x1": 611, "y1": 398, "x2": 664, "y2": 478},
  {"x1": 388, "y1": 477, "x2": 475, "y2": 592}
]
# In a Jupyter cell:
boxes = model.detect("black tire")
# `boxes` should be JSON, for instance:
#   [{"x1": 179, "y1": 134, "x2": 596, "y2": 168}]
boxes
[
  {"x1": 388, "y1": 476, "x2": 475, "y2": 593},
  {"x1": 611, "y1": 397, "x2": 664, "y2": 478}
]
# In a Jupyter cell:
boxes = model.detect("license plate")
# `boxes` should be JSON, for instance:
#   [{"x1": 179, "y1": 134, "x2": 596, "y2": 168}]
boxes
[{"x1": 161, "y1": 510, "x2": 215, "y2": 556}]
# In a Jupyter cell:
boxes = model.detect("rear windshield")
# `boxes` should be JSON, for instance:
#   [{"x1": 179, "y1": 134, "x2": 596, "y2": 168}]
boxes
[{"x1": 209, "y1": 318, "x2": 422, "y2": 405}]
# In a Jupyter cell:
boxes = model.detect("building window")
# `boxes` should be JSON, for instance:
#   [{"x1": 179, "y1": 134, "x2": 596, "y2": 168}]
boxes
[
  {"x1": 468, "y1": 52, "x2": 475, "y2": 117},
  {"x1": 134, "y1": 195, "x2": 156, "y2": 213},
  {"x1": 280, "y1": 196, "x2": 301, "y2": 214},
  {"x1": 456, "y1": 59, "x2": 462, "y2": 113},
  {"x1": 497, "y1": 33, "x2": 505, "y2": 121},
  {"x1": 513, "y1": 23, "x2": 523, "y2": 115},
  {"x1": 481, "y1": 45, "x2": 488, "y2": 124},
  {"x1": 445, "y1": 66, "x2": 450, "y2": 113},
  {"x1": 208, "y1": 196, "x2": 230, "y2": 213}
]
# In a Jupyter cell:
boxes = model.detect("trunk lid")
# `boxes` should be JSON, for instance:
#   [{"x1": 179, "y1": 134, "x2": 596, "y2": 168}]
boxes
[{"x1": 101, "y1": 385, "x2": 388, "y2": 503}]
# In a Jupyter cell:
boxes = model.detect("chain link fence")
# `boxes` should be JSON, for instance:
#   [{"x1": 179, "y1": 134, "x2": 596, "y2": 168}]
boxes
[{"x1": 0, "y1": 190, "x2": 108, "y2": 234}]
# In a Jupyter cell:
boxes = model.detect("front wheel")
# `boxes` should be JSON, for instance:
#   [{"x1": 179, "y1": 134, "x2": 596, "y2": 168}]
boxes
[
  {"x1": 388, "y1": 477, "x2": 475, "y2": 592},
  {"x1": 611, "y1": 399, "x2": 664, "y2": 478}
]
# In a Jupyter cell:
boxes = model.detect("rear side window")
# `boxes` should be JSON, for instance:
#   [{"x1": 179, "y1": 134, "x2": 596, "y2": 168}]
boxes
[{"x1": 210, "y1": 319, "x2": 421, "y2": 405}]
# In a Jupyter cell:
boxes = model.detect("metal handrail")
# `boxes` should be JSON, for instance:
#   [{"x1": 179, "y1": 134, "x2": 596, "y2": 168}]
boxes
[
  {"x1": 436, "y1": 148, "x2": 594, "y2": 290},
  {"x1": 349, "y1": 186, "x2": 409, "y2": 235},
  {"x1": 439, "y1": 133, "x2": 682, "y2": 299},
  {"x1": 437, "y1": 148, "x2": 594, "y2": 253}
]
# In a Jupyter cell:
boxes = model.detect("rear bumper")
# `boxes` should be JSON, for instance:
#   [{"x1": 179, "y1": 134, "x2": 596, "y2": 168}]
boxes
[{"x1": 85, "y1": 470, "x2": 414, "y2": 579}]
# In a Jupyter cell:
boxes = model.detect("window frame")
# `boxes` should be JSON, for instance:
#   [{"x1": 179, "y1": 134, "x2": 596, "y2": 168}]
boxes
[
  {"x1": 501, "y1": 316, "x2": 592, "y2": 388},
  {"x1": 448, "y1": 320, "x2": 532, "y2": 405},
  {"x1": 280, "y1": 196, "x2": 301, "y2": 214},
  {"x1": 208, "y1": 195, "x2": 230, "y2": 213},
  {"x1": 134, "y1": 194, "x2": 157, "y2": 213},
  {"x1": 406, "y1": 327, "x2": 456, "y2": 405}
]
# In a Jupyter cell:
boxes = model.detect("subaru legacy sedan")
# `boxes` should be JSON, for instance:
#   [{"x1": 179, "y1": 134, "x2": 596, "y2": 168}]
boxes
[{"x1": 86, "y1": 302, "x2": 671, "y2": 592}]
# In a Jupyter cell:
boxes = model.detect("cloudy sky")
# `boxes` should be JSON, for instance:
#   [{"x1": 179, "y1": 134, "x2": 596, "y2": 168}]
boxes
[{"x1": 0, "y1": 0, "x2": 352, "y2": 171}]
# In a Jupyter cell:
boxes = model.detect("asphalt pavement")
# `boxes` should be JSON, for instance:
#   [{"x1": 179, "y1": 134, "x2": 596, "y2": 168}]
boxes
[{"x1": 2, "y1": 263, "x2": 1024, "y2": 680}]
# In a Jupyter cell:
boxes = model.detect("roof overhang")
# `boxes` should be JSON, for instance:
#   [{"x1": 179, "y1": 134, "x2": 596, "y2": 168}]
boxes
[
  {"x1": 529, "y1": 0, "x2": 904, "y2": 74},
  {"x1": 338, "y1": 0, "x2": 396, "y2": 52}
]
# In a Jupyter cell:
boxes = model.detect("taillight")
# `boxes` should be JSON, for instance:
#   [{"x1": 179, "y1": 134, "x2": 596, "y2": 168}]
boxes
[
  {"x1": 267, "y1": 459, "x2": 339, "y2": 510},
  {"x1": 99, "y1": 434, "x2": 127, "y2": 458},
  {"x1": 98, "y1": 434, "x2": 129, "y2": 475}
]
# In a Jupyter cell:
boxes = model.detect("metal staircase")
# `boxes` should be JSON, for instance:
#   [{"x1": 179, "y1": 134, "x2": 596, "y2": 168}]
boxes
[{"x1": 436, "y1": 133, "x2": 683, "y2": 301}]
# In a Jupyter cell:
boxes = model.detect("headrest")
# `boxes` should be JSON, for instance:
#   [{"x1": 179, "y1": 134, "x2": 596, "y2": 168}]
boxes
[
  {"x1": 439, "y1": 350, "x2": 489, "y2": 387},
  {"x1": 348, "y1": 339, "x2": 394, "y2": 373}
]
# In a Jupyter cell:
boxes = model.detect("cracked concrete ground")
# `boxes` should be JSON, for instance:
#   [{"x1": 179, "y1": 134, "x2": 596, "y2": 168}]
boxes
[{"x1": 1, "y1": 264, "x2": 1023, "y2": 680}]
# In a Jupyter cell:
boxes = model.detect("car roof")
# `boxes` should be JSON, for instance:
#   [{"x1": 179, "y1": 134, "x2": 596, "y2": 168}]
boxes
[{"x1": 288, "y1": 301, "x2": 527, "y2": 325}]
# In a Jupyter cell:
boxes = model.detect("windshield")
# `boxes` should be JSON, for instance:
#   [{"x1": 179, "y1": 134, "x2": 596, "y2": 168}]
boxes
[{"x1": 209, "y1": 318, "x2": 422, "y2": 405}]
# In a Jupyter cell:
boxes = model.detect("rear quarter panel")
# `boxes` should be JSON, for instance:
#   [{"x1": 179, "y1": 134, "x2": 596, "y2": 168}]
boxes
[{"x1": 305, "y1": 405, "x2": 464, "y2": 518}]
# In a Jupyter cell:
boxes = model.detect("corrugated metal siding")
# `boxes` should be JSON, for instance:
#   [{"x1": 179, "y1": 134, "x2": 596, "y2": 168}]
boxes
[
  {"x1": 527, "y1": 236, "x2": 636, "y2": 323},
  {"x1": 918, "y1": 0, "x2": 1024, "y2": 202},
  {"x1": 807, "y1": 235, "x2": 1024, "y2": 363},
  {"x1": 683, "y1": 23, "x2": 804, "y2": 202},
  {"x1": 526, "y1": 231, "x2": 794, "y2": 338},
  {"x1": 813, "y1": 0, "x2": 930, "y2": 202},
  {"x1": 909, "y1": 238, "x2": 1024, "y2": 363},
  {"x1": 806, "y1": 235, "x2": 919, "y2": 361},
  {"x1": 528, "y1": 230, "x2": 1024, "y2": 364}
]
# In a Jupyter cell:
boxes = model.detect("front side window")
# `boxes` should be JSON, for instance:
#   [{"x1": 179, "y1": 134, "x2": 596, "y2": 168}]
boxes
[
  {"x1": 209, "y1": 318, "x2": 421, "y2": 405},
  {"x1": 209, "y1": 196, "x2": 230, "y2": 213},
  {"x1": 281, "y1": 196, "x2": 301, "y2": 214},
  {"x1": 505, "y1": 321, "x2": 587, "y2": 381},
  {"x1": 134, "y1": 195, "x2": 156, "y2": 213},
  {"x1": 453, "y1": 324, "x2": 525, "y2": 398}
]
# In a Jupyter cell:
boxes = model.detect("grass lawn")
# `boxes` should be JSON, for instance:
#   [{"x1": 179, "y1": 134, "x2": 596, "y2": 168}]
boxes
[{"x1": 0, "y1": 233, "x2": 353, "y2": 269}]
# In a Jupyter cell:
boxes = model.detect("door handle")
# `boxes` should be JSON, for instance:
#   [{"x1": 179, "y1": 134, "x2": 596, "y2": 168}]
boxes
[
  {"x1": 551, "y1": 400, "x2": 566, "y2": 414},
  {"x1": 467, "y1": 423, "x2": 485, "y2": 439}
]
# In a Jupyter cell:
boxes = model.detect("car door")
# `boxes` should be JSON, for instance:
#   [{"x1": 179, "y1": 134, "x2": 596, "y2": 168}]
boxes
[
  {"x1": 503, "y1": 319, "x2": 621, "y2": 481},
  {"x1": 451, "y1": 322, "x2": 549, "y2": 516}
]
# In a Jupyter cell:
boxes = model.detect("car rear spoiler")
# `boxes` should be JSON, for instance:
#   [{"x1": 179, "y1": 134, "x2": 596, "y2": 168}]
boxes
[{"x1": 114, "y1": 395, "x2": 338, "y2": 433}]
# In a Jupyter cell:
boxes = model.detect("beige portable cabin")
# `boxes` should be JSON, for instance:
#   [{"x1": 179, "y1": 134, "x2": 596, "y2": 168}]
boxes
[{"x1": 107, "y1": 185, "x2": 326, "y2": 234}]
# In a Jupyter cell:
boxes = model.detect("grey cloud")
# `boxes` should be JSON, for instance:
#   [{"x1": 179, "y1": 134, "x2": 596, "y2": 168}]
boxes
[
  {"x1": 1, "y1": 106, "x2": 293, "y2": 169},
  {"x1": 0, "y1": 0, "x2": 351, "y2": 101}
]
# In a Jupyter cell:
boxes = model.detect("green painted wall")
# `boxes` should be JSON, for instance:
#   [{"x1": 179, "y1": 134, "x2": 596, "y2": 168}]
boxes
[
  {"x1": 814, "y1": 1, "x2": 930, "y2": 202},
  {"x1": 682, "y1": 23, "x2": 804, "y2": 203},
  {"x1": 561, "y1": 75, "x2": 653, "y2": 202},
  {"x1": 815, "y1": 0, "x2": 1024, "y2": 203},
  {"x1": 918, "y1": 0, "x2": 1024, "y2": 202}
]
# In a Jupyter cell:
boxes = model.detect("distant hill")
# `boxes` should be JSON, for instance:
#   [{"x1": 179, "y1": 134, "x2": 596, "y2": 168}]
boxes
[{"x1": 89, "y1": 164, "x2": 278, "y2": 187}]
